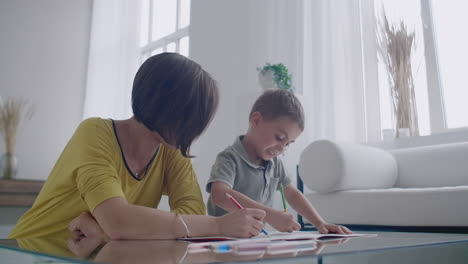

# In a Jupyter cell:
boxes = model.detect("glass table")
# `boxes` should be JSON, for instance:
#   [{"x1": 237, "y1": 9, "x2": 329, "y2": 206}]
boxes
[{"x1": 1, "y1": 231, "x2": 468, "y2": 263}]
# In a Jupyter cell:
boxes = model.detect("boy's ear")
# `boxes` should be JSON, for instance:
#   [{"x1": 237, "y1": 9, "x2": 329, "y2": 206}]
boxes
[{"x1": 250, "y1": 112, "x2": 262, "y2": 127}]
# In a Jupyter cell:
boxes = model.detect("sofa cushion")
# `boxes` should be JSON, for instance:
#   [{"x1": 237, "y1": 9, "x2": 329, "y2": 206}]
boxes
[
  {"x1": 304, "y1": 186, "x2": 468, "y2": 226},
  {"x1": 299, "y1": 140, "x2": 398, "y2": 193},
  {"x1": 390, "y1": 142, "x2": 468, "y2": 188}
]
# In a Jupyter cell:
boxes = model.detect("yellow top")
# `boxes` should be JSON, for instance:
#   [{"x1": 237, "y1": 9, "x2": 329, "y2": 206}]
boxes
[{"x1": 9, "y1": 118, "x2": 205, "y2": 239}]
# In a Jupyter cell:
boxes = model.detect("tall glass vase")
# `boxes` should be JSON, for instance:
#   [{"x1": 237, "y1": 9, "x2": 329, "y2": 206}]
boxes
[
  {"x1": 0, "y1": 152, "x2": 18, "y2": 179},
  {"x1": 393, "y1": 78, "x2": 419, "y2": 138}
]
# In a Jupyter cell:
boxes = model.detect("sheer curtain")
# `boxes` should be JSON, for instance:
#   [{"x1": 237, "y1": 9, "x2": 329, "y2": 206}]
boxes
[
  {"x1": 82, "y1": 0, "x2": 141, "y2": 120},
  {"x1": 301, "y1": 0, "x2": 381, "y2": 143}
]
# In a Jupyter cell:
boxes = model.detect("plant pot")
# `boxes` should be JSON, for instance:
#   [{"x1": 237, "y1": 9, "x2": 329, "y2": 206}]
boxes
[{"x1": 258, "y1": 69, "x2": 276, "y2": 90}]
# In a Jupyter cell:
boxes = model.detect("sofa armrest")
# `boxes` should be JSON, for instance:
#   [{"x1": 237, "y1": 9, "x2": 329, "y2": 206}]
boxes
[{"x1": 299, "y1": 140, "x2": 398, "y2": 193}]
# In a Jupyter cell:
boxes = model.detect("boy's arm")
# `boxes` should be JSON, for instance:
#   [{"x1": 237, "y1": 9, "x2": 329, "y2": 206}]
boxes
[
  {"x1": 208, "y1": 153, "x2": 272, "y2": 212},
  {"x1": 284, "y1": 185, "x2": 352, "y2": 234},
  {"x1": 284, "y1": 185, "x2": 325, "y2": 227},
  {"x1": 210, "y1": 181, "x2": 273, "y2": 212},
  {"x1": 211, "y1": 182, "x2": 300, "y2": 232}
]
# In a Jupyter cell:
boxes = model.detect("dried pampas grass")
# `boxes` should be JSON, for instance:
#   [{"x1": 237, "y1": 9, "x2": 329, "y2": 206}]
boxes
[
  {"x1": 377, "y1": 10, "x2": 419, "y2": 137},
  {"x1": 0, "y1": 98, "x2": 34, "y2": 153}
]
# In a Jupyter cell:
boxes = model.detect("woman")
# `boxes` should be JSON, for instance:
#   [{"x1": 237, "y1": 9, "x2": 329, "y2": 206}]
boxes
[{"x1": 9, "y1": 53, "x2": 265, "y2": 240}]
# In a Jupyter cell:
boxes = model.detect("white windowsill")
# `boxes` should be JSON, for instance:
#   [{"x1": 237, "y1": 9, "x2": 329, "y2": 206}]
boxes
[{"x1": 368, "y1": 127, "x2": 468, "y2": 150}]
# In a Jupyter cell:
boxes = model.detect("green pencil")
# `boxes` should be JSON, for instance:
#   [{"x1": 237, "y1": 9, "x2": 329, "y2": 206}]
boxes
[{"x1": 280, "y1": 183, "x2": 287, "y2": 212}]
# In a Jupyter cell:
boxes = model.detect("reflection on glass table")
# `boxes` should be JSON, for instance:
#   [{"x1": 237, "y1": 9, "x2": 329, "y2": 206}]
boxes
[
  {"x1": 0, "y1": 244, "x2": 88, "y2": 264},
  {"x1": 3, "y1": 236, "x2": 320, "y2": 263},
  {"x1": 1, "y1": 232, "x2": 468, "y2": 263}
]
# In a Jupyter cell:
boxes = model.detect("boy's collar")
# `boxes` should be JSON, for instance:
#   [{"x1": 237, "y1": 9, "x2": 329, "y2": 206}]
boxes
[{"x1": 231, "y1": 136, "x2": 273, "y2": 169}]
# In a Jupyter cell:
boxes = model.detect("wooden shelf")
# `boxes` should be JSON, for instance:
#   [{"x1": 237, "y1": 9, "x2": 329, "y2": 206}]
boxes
[{"x1": 0, "y1": 179, "x2": 44, "y2": 207}]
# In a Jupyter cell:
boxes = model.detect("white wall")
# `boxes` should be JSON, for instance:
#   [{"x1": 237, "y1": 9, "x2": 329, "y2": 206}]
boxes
[
  {"x1": 0, "y1": 0, "x2": 305, "y2": 214},
  {"x1": 0, "y1": 0, "x2": 92, "y2": 180},
  {"x1": 190, "y1": 0, "x2": 309, "y2": 209}
]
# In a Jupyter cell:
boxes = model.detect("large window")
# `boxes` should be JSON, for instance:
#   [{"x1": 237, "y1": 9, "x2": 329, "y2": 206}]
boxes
[
  {"x1": 139, "y1": 0, "x2": 191, "y2": 61},
  {"x1": 431, "y1": 1, "x2": 468, "y2": 129},
  {"x1": 375, "y1": 0, "x2": 468, "y2": 138}
]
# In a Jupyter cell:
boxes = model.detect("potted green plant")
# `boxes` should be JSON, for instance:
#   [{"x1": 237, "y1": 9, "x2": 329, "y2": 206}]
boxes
[{"x1": 257, "y1": 63, "x2": 294, "y2": 92}]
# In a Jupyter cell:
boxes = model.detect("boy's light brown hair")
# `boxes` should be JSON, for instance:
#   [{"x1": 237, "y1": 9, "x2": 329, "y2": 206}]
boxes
[{"x1": 249, "y1": 89, "x2": 304, "y2": 130}]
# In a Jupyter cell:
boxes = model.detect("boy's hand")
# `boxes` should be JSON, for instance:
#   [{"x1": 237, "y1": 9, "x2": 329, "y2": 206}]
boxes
[
  {"x1": 216, "y1": 208, "x2": 266, "y2": 238},
  {"x1": 317, "y1": 222, "x2": 352, "y2": 234},
  {"x1": 266, "y1": 210, "x2": 301, "y2": 232}
]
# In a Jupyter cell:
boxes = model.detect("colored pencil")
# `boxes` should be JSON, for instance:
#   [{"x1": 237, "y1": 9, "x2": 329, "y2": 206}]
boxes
[
  {"x1": 225, "y1": 193, "x2": 269, "y2": 236},
  {"x1": 279, "y1": 183, "x2": 287, "y2": 212}
]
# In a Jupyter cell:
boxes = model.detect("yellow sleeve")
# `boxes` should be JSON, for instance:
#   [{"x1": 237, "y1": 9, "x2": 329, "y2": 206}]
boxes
[
  {"x1": 163, "y1": 149, "x2": 206, "y2": 215},
  {"x1": 72, "y1": 118, "x2": 125, "y2": 213}
]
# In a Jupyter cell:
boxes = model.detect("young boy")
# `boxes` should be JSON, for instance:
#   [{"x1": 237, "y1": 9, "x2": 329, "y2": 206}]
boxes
[{"x1": 206, "y1": 89, "x2": 351, "y2": 234}]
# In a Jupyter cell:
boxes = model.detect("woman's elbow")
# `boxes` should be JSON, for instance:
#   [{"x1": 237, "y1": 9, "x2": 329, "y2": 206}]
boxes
[{"x1": 93, "y1": 211, "x2": 129, "y2": 240}]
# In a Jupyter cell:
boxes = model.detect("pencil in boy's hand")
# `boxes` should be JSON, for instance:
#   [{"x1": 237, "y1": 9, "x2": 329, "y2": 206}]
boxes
[
  {"x1": 225, "y1": 193, "x2": 269, "y2": 236},
  {"x1": 279, "y1": 183, "x2": 287, "y2": 212}
]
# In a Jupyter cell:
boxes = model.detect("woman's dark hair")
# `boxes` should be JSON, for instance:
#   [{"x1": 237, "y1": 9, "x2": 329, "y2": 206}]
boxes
[
  {"x1": 132, "y1": 53, "x2": 219, "y2": 158},
  {"x1": 249, "y1": 89, "x2": 304, "y2": 130}
]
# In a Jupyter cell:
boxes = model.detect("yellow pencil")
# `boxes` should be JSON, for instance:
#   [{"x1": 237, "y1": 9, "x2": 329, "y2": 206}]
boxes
[{"x1": 280, "y1": 183, "x2": 287, "y2": 212}]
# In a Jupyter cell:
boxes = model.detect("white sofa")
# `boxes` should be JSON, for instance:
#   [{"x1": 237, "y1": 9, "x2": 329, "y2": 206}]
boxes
[{"x1": 298, "y1": 140, "x2": 468, "y2": 230}]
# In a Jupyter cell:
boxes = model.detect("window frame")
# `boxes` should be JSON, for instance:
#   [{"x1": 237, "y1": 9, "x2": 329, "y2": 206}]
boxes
[
  {"x1": 139, "y1": 0, "x2": 190, "y2": 62},
  {"x1": 364, "y1": 0, "x2": 466, "y2": 142},
  {"x1": 420, "y1": 0, "x2": 447, "y2": 134}
]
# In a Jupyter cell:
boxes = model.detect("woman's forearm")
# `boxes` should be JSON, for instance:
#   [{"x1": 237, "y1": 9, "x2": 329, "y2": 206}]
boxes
[{"x1": 92, "y1": 197, "x2": 219, "y2": 240}]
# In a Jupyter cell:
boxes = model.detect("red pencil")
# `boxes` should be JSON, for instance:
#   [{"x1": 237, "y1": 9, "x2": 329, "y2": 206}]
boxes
[
  {"x1": 225, "y1": 193, "x2": 269, "y2": 236},
  {"x1": 225, "y1": 193, "x2": 243, "y2": 209}
]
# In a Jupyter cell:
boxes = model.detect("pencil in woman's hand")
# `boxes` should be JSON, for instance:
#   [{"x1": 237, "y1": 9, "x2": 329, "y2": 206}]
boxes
[{"x1": 225, "y1": 193, "x2": 269, "y2": 236}]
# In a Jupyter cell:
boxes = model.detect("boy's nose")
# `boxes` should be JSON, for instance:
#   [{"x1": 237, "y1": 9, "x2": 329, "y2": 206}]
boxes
[
  {"x1": 276, "y1": 144, "x2": 285, "y2": 153},
  {"x1": 278, "y1": 142, "x2": 290, "y2": 153}
]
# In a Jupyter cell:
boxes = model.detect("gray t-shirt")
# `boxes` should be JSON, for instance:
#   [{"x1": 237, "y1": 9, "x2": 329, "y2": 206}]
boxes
[{"x1": 206, "y1": 136, "x2": 292, "y2": 216}]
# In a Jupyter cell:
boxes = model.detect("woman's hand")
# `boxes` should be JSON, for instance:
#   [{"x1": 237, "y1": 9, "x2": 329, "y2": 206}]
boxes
[
  {"x1": 68, "y1": 212, "x2": 108, "y2": 242},
  {"x1": 68, "y1": 236, "x2": 104, "y2": 259},
  {"x1": 68, "y1": 212, "x2": 109, "y2": 259},
  {"x1": 216, "y1": 208, "x2": 266, "y2": 238}
]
